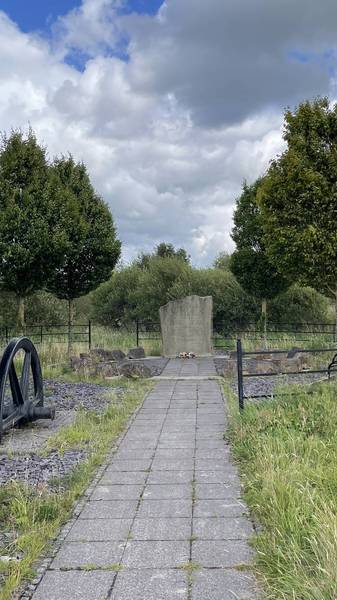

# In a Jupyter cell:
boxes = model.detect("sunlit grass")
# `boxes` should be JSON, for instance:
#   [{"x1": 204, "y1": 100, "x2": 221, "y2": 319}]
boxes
[{"x1": 227, "y1": 378, "x2": 337, "y2": 599}]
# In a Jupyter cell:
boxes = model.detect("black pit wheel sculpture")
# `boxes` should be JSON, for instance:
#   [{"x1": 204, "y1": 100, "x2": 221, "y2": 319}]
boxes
[{"x1": 0, "y1": 337, "x2": 55, "y2": 440}]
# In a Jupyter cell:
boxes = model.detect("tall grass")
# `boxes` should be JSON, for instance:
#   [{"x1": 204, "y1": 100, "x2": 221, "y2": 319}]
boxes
[{"x1": 227, "y1": 378, "x2": 337, "y2": 599}]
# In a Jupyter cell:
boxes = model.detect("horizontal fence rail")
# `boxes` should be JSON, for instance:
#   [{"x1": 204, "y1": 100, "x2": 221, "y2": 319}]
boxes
[
  {"x1": 0, "y1": 322, "x2": 92, "y2": 349},
  {"x1": 236, "y1": 338, "x2": 337, "y2": 411}
]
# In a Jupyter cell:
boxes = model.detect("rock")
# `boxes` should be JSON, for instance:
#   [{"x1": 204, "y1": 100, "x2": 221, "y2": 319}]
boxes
[
  {"x1": 109, "y1": 349, "x2": 126, "y2": 361},
  {"x1": 128, "y1": 347, "x2": 146, "y2": 359},
  {"x1": 120, "y1": 362, "x2": 151, "y2": 378},
  {"x1": 69, "y1": 356, "x2": 82, "y2": 372},
  {"x1": 90, "y1": 348, "x2": 125, "y2": 361},
  {"x1": 287, "y1": 347, "x2": 303, "y2": 359},
  {"x1": 95, "y1": 362, "x2": 121, "y2": 377}
]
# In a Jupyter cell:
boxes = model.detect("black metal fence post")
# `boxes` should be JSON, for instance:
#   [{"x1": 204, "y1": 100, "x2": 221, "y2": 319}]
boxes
[
  {"x1": 136, "y1": 320, "x2": 139, "y2": 347},
  {"x1": 237, "y1": 338, "x2": 244, "y2": 412},
  {"x1": 40, "y1": 325, "x2": 43, "y2": 344},
  {"x1": 88, "y1": 320, "x2": 92, "y2": 350}
]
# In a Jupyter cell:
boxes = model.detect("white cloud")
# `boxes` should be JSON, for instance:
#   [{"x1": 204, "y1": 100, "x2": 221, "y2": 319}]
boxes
[{"x1": 0, "y1": 1, "x2": 333, "y2": 265}]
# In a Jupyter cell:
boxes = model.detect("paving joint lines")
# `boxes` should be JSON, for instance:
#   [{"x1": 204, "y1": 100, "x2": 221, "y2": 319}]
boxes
[{"x1": 28, "y1": 358, "x2": 258, "y2": 600}]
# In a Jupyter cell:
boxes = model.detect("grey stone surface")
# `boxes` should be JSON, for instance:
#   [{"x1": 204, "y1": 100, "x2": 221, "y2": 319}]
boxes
[
  {"x1": 195, "y1": 483, "x2": 241, "y2": 499},
  {"x1": 131, "y1": 518, "x2": 191, "y2": 540},
  {"x1": 67, "y1": 518, "x2": 133, "y2": 542},
  {"x1": 51, "y1": 541, "x2": 125, "y2": 569},
  {"x1": 194, "y1": 499, "x2": 247, "y2": 518},
  {"x1": 142, "y1": 484, "x2": 191, "y2": 500},
  {"x1": 128, "y1": 347, "x2": 146, "y2": 359},
  {"x1": 91, "y1": 484, "x2": 144, "y2": 501},
  {"x1": 111, "y1": 569, "x2": 188, "y2": 600},
  {"x1": 123, "y1": 541, "x2": 190, "y2": 568},
  {"x1": 30, "y1": 360, "x2": 258, "y2": 600},
  {"x1": 32, "y1": 571, "x2": 115, "y2": 600},
  {"x1": 192, "y1": 569, "x2": 257, "y2": 599},
  {"x1": 147, "y1": 470, "x2": 194, "y2": 485},
  {"x1": 192, "y1": 540, "x2": 253, "y2": 568},
  {"x1": 137, "y1": 499, "x2": 192, "y2": 518},
  {"x1": 160, "y1": 295, "x2": 213, "y2": 356},
  {"x1": 193, "y1": 517, "x2": 254, "y2": 539},
  {"x1": 100, "y1": 471, "x2": 148, "y2": 485},
  {"x1": 80, "y1": 500, "x2": 138, "y2": 519}
]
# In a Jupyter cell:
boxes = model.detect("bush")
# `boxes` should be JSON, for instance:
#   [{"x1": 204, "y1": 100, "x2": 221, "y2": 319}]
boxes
[{"x1": 269, "y1": 285, "x2": 331, "y2": 325}]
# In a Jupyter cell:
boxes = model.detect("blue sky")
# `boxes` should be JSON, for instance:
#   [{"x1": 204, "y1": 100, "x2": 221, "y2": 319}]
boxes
[{"x1": 0, "y1": 0, "x2": 164, "y2": 32}]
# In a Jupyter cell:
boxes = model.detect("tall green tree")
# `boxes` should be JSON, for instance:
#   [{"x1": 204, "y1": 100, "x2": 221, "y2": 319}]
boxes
[
  {"x1": 47, "y1": 156, "x2": 121, "y2": 350},
  {"x1": 135, "y1": 243, "x2": 190, "y2": 269},
  {"x1": 258, "y1": 97, "x2": 337, "y2": 334},
  {"x1": 0, "y1": 129, "x2": 64, "y2": 327},
  {"x1": 230, "y1": 180, "x2": 288, "y2": 341}
]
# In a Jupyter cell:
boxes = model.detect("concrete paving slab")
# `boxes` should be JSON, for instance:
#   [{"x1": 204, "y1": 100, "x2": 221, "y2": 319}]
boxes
[
  {"x1": 111, "y1": 569, "x2": 188, "y2": 600},
  {"x1": 193, "y1": 517, "x2": 254, "y2": 539},
  {"x1": 32, "y1": 571, "x2": 115, "y2": 600},
  {"x1": 137, "y1": 499, "x2": 192, "y2": 518},
  {"x1": 91, "y1": 484, "x2": 144, "y2": 501},
  {"x1": 195, "y1": 483, "x2": 241, "y2": 499},
  {"x1": 100, "y1": 471, "x2": 148, "y2": 485},
  {"x1": 191, "y1": 569, "x2": 257, "y2": 599},
  {"x1": 131, "y1": 517, "x2": 191, "y2": 540},
  {"x1": 80, "y1": 500, "x2": 139, "y2": 519},
  {"x1": 194, "y1": 499, "x2": 247, "y2": 518},
  {"x1": 147, "y1": 470, "x2": 194, "y2": 485},
  {"x1": 142, "y1": 484, "x2": 191, "y2": 500},
  {"x1": 192, "y1": 540, "x2": 253, "y2": 568},
  {"x1": 51, "y1": 541, "x2": 125, "y2": 569},
  {"x1": 122, "y1": 540, "x2": 190, "y2": 568},
  {"x1": 67, "y1": 518, "x2": 133, "y2": 542}
]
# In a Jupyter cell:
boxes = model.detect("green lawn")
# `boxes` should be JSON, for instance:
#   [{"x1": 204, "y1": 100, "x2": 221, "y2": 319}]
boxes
[{"x1": 227, "y1": 378, "x2": 337, "y2": 599}]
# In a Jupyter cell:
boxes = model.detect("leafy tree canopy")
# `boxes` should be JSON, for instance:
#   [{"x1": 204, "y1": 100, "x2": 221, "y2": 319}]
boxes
[
  {"x1": 47, "y1": 156, "x2": 121, "y2": 304},
  {"x1": 134, "y1": 242, "x2": 190, "y2": 269},
  {"x1": 0, "y1": 130, "x2": 66, "y2": 326},
  {"x1": 258, "y1": 97, "x2": 337, "y2": 299},
  {"x1": 230, "y1": 180, "x2": 288, "y2": 301}
]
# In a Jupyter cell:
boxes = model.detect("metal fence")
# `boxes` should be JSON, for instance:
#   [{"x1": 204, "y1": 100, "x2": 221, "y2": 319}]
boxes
[
  {"x1": 135, "y1": 319, "x2": 337, "y2": 350},
  {"x1": 236, "y1": 338, "x2": 337, "y2": 411},
  {"x1": 0, "y1": 322, "x2": 92, "y2": 348},
  {"x1": 213, "y1": 321, "x2": 336, "y2": 349}
]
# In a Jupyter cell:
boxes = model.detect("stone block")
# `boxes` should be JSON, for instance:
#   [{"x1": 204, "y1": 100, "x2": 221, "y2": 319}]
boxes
[
  {"x1": 128, "y1": 347, "x2": 146, "y2": 359},
  {"x1": 160, "y1": 295, "x2": 213, "y2": 357},
  {"x1": 120, "y1": 361, "x2": 151, "y2": 378}
]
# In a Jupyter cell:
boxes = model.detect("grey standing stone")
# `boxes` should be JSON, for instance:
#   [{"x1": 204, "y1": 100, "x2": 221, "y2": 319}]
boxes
[{"x1": 160, "y1": 295, "x2": 213, "y2": 356}]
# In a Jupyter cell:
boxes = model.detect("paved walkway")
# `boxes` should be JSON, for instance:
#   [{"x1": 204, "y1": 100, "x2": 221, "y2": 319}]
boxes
[{"x1": 31, "y1": 359, "x2": 257, "y2": 600}]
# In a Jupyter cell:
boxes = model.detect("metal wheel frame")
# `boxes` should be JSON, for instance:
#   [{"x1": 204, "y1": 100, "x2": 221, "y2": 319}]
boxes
[{"x1": 0, "y1": 337, "x2": 54, "y2": 439}]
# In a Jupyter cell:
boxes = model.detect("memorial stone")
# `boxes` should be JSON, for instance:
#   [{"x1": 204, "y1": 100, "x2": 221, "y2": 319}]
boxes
[{"x1": 159, "y1": 295, "x2": 213, "y2": 357}]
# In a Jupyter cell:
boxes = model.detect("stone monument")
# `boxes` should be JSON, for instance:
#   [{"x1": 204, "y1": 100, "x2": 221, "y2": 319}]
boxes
[{"x1": 159, "y1": 295, "x2": 213, "y2": 357}]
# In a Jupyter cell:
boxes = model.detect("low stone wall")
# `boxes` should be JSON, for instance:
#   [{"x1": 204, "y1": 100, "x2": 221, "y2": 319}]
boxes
[{"x1": 70, "y1": 349, "x2": 168, "y2": 378}]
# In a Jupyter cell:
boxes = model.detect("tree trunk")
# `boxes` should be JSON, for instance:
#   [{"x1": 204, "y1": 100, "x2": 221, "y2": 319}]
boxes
[
  {"x1": 17, "y1": 296, "x2": 25, "y2": 332},
  {"x1": 261, "y1": 298, "x2": 267, "y2": 349},
  {"x1": 68, "y1": 298, "x2": 75, "y2": 357}
]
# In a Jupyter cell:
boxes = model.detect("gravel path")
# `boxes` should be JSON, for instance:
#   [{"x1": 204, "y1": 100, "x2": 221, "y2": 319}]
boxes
[
  {"x1": 0, "y1": 380, "x2": 126, "y2": 488},
  {"x1": 44, "y1": 380, "x2": 124, "y2": 412}
]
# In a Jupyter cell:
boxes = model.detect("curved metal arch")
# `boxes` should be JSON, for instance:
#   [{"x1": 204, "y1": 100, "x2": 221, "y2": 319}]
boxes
[{"x1": 0, "y1": 337, "x2": 55, "y2": 439}]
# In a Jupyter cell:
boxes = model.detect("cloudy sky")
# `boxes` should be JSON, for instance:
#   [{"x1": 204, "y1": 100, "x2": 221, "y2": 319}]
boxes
[{"x1": 0, "y1": 0, "x2": 336, "y2": 265}]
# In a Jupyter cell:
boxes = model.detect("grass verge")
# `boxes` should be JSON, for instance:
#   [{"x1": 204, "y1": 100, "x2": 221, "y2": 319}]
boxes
[
  {"x1": 227, "y1": 378, "x2": 337, "y2": 599},
  {"x1": 0, "y1": 378, "x2": 151, "y2": 600}
]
